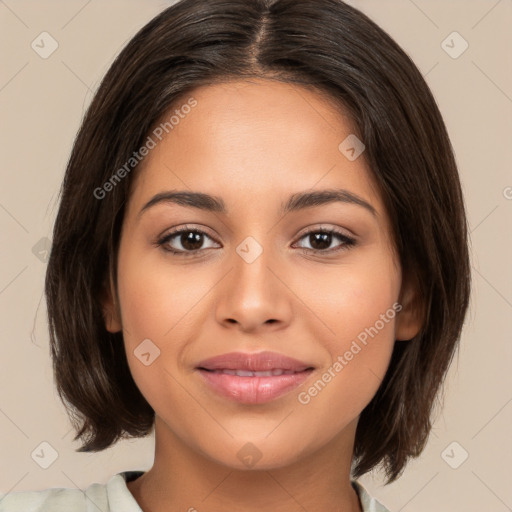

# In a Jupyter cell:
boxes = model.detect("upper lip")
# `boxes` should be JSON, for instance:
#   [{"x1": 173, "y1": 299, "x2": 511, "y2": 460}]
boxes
[{"x1": 196, "y1": 351, "x2": 314, "y2": 372}]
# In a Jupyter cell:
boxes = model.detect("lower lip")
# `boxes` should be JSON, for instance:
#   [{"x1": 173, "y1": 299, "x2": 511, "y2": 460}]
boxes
[{"x1": 197, "y1": 369, "x2": 313, "y2": 404}]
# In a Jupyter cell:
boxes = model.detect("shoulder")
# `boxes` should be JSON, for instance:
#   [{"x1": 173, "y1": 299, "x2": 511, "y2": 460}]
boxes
[
  {"x1": 0, "y1": 485, "x2": 87, "y2": 512},
  {"x1": 0, "y1": 471, "x2": 144, "y2": 512},
  {"x1": 352, "y1": 480, "x2": 392, "y2": 512}
]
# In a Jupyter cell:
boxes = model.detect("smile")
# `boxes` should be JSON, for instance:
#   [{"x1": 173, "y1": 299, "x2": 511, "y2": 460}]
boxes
[
  {"x1": 196, "y1": 351, "x2": 315, "y2": 404},
  {"x1": 205, "y1": 369, "x2": 301, "y2": 377}
]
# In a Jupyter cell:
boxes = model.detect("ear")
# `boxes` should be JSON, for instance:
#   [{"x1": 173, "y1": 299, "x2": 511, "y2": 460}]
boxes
[
  {"x1": 395, "y1": 276, "x2": 423, "y2": 341},
  {"x1": 99, "y1": 272, "x2": 122, "y2": 333}
]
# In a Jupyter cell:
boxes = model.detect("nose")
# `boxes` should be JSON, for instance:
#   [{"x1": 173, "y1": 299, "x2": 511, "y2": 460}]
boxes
[{"x1": 214, "y1": 242, "x2": 293, "y2": 333}]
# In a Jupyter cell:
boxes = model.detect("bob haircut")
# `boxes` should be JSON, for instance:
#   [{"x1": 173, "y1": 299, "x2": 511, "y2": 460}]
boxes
[{"x1": 45, "y1": 0, "x2": 471, "y2": 483}]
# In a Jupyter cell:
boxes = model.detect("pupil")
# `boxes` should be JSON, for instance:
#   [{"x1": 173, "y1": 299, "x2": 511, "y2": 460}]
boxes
[
  {"x1": 182, "y1": 231, "x2": 203, "y2": 250},
  {"x1": 311, "y1": 232, "x2": 331, "y2": 250}
]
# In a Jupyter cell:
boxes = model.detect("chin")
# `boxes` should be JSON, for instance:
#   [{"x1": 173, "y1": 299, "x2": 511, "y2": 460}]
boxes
[{"x1": 198, "y1": 434, "x2": 317, "y2": 472}]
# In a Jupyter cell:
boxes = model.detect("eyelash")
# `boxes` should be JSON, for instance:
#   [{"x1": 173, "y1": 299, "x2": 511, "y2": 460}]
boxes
[{"x1": 155, "y1": 225, "x2": 356, "y2": 257}]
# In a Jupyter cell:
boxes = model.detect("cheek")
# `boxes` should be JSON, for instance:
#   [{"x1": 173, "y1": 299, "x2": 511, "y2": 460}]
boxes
[
  {"x1": 300, "y1": 249, "x2": 400, "y2": 350},
  {"x1": 294, "y1": 309, "x2": 398, "y2": 448},
  {"x1": 116, "y1": 245, "x2": 210, "y2": 346},
  {"x1": 115, "y1": 247, "x2": 216, "y2": 404},
  {"x1": 294, "y1": 252, "x2": 400, "y2": 414}
]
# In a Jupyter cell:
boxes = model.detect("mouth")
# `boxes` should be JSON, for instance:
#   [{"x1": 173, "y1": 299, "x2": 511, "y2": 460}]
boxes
[
  {"x1": 201, "y1": 368, "x2": 305, "y2": 377},
  {"x1": 196, "y1": 351, "x2": 315, "y2": 404}
]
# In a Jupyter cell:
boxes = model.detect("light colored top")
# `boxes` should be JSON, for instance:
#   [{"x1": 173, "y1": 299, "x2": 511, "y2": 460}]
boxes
[{"x1": 0, "y1": 471, "x2": 391, "y2": 511}]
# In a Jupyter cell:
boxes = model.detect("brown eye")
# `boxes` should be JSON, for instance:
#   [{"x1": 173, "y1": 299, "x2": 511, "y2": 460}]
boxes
[
  {"x1": 308, "y1": 232, "x2": 333, "y2": 250},
  {"x1": 294, "y1": 229, "x2": 356, "y2": 254},
  {"x1": 157, "y1": 227, "x2": 220, "y2": 255},
  {"x1": 179, "y1": 231, "x2": 204, "y2": 251}
]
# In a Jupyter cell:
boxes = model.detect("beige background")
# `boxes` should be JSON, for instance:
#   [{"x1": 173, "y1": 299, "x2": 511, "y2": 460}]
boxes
[{"x1": 0, "y1": 1, "x2": 511, "y2": 511}]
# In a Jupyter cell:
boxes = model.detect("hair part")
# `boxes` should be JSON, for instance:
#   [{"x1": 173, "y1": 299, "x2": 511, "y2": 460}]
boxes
[{"x1": 45, "y1": 0, "x2": 470, "y2": 483}]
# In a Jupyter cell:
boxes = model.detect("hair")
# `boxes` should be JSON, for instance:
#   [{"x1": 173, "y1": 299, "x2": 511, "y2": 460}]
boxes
[{"x1": 44, "y1": 0, "x2": 471, "y2": 483}]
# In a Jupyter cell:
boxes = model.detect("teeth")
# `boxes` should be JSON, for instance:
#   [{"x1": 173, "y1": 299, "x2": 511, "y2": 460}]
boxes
[
  {"x1": 212, "y1": 369, "x2": 297, "y2": 377},
  {"x1": 236, "y1": 370, "x2": 255, "y2": 377}
]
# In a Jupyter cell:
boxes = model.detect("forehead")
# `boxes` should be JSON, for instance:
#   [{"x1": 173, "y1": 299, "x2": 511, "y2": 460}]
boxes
[
  {"x1": 188, "y1": 78, "x2": 349, "y2": 123},
  {"x1": 127, "y1": 78, "x2": 382, "y2": 216}
]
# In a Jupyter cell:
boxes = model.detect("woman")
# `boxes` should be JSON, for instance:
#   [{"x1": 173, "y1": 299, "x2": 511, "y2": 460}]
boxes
[{"x1": 0, "y1": 0, "x2": 470, "y2": 510}]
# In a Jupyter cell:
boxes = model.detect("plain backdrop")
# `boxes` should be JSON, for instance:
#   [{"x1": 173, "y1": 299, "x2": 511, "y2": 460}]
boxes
[{"x1": 0, "y1": 1, "x2": 511, "y2": 511}]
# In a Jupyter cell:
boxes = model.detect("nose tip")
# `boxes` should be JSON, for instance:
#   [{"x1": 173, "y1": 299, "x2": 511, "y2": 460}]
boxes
[{"x1": 215, "y1": 251, "x2": 292, "y2": 333}]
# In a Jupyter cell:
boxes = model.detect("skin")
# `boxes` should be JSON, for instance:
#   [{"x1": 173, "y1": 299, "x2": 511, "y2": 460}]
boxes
[{"x1": 102, "y1": 78, "x2": 421, "y2": 512}]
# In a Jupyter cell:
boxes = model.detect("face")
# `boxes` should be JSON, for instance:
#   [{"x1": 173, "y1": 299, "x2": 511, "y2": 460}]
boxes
[{"x1": 104, "y1": 78, "x2": 419, "y2": 470}]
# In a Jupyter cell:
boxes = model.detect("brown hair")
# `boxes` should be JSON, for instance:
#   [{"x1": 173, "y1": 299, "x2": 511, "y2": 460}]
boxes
[{"x1": 45, "y1": 0, "x2": 471, "y2": 483}]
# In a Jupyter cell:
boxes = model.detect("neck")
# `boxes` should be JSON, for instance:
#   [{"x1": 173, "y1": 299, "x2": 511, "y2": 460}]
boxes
[{"x1": 127, "y1": 416, "x2": 362, "y2": 512}]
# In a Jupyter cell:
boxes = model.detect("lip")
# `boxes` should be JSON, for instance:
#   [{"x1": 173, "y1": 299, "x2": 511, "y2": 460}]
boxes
[
  {"x1": 197, "y1": 351, "x2": 313, "y2": 372},
  {"x1": 196, "y1": 351, "x2": 315, "y2": 404}
]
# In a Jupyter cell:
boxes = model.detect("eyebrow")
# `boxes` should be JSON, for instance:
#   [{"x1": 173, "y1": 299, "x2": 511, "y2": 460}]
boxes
[{"x1": 138, "y1": 188, "x2": 377, "y2": 219}]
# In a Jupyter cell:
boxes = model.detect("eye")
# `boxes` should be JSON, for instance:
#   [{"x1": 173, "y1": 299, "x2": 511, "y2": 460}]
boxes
[
  {"x1": 293, "y1": 228, "x2": 356, "y2": 254},
  {"x1": 156, "y1": 226, "x2": 220, "y2": 256},
  {"x1": 156, "y1": 225, "x2": 356, "y2": 257}
]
